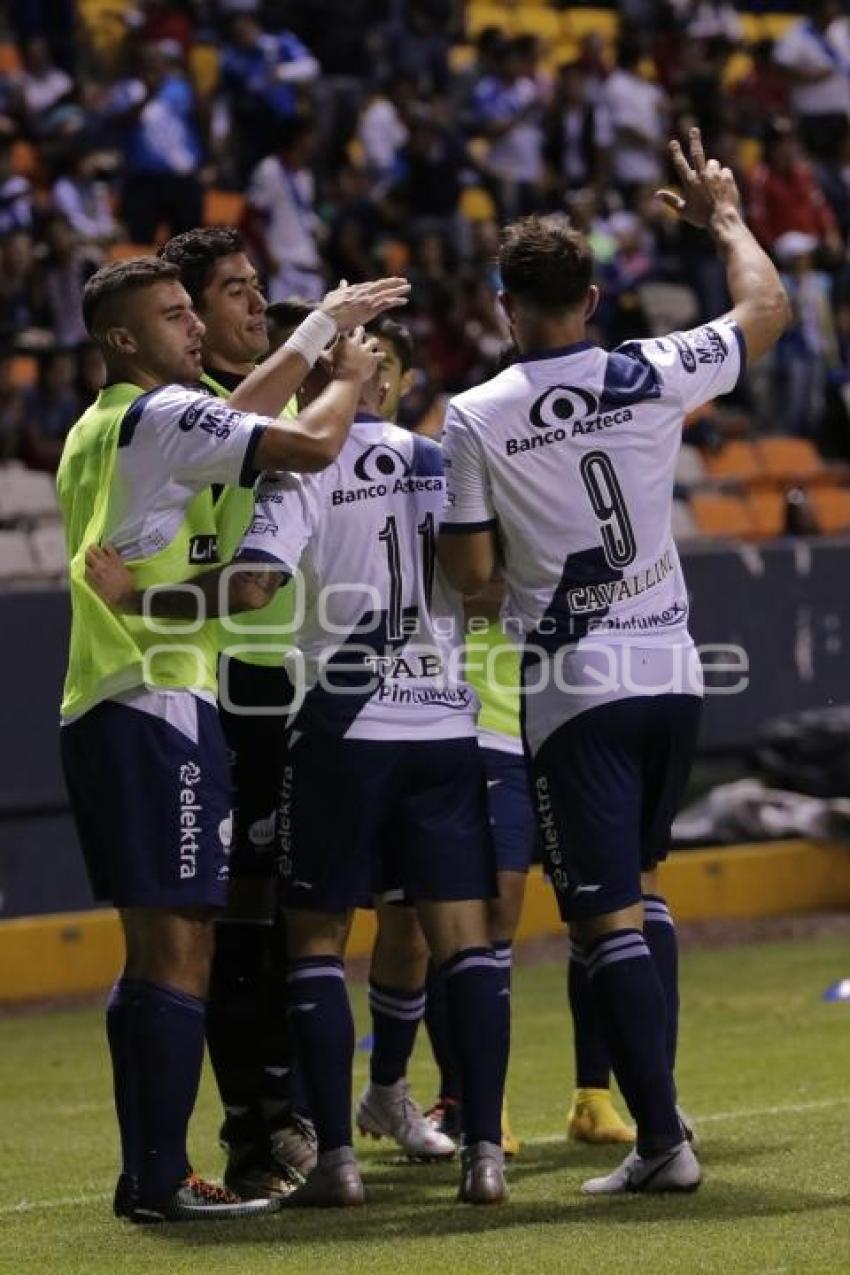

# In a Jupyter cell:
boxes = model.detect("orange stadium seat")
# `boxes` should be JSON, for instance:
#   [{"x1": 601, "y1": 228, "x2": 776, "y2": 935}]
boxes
[
  {"x1": 808, "y1": 485, "x2": 850, "y2": 535},
  {"x1": 203, "y1": 189, "x2": 246, "y2": 228},
  {"x1": 8, "y1": 356, "x2": 38, "y2": 389},
  {"x1": 690, "y1": 492, "x2": 755, "y2": 539},
  {"x1": 756, "y1": 438, "x2": 825, "y2": 485},
  {"x1": 746, "y1": 489, "x2": 786, "y2": 539},
  {"x1": 703, "y1": 440, "x2": 764, "y2": 484},
  {"x1": 106, "y1": 241, "x2": 158, "y2": 261},
  {"x1": 11, "y1": 141, "x2": 38, "y2": 180},
  {"x1": 0, "y1": 43, "x2": 22, "y2": 75}
]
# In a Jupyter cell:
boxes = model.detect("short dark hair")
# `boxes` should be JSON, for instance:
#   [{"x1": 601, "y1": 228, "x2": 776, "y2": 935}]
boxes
[
  {"x1": 265, "y1": 299, "x2": 315, "y2": 333},
  {"x1": 82, "y1": 257, "x2": 180, "y2": 335},
  {"x1": 159, "y1": 227, "x2": 246, "y2": 309},
  {"x1": 369, "y1": 316, "x2": 415, "y2": 373},
  {"x1": 499, "y1": 215, "x2": 593, "y2": 313}
]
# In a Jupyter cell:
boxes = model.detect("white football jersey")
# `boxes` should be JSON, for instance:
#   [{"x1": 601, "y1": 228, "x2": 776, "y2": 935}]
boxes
[
  {"x1": 441, "y1": 321, "x2": 745, "y2": 646},
  {"x1": 237, "y1": 415, "x2": 476, "y2": 741}
]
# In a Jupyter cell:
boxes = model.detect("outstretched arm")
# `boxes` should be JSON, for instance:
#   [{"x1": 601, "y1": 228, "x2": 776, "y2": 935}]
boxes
[{"x1": 656, "y1": 127, "x2": 791, "y2": 365}]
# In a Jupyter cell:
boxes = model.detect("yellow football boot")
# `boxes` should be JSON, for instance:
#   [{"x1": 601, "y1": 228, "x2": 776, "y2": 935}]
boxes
[
  {"x1": 501, "y1": 1098, "x2": 521, "y2": 1157},
  {"x1": 567, "y1": 1088, "x2": 635, "y2": 1144}
]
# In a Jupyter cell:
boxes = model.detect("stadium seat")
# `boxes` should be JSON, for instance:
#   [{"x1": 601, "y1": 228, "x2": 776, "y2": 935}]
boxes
[
  {"x1": 746, "y1": 489, "x2": 786, "y2": 539},
  {"x1": 513, "y1": 7, "x2": 560, "y2": 42},
  {"x1": 11, "y1": 141, "x2": 38, "y2": 179},
  {"x1": 756, "y1": 438, "x2": 825, "y2": 485},
  {"x1": 737, "y1": 139, "x2": 763, "y2": 175},
  {"x1": 690, "y1": 491, "x2": 755, "y2": 539},
  {"x1": 467, "y1": 3, "x2": 512, "y2": 38},
  {"x1": 703, "y1": 440, "x2": 764, "y2": 484},
  {"x1": 203, "y1": 189, "x2": 246, "y2": 228},
  {"x1": 106, "y1": 241, "x2": 158, "y2": 261},
  {"x1": 637, "y1": 283, "x2": 700, "y2": 337},
  {"x1": 737, "y1": 14, "x2": 763, "y2": 45},
  {"x1": 547, "y1": 40, "x2": 581, "y2": 71},
  {"x1": 562, "y1": 8, "x2": 620, "y2": 42},
  {"x1": 29, "y1": 523, "x2": 68, "y2": 579},
  {"x1": 761, "y1": 14, "x2": 798, "y2": 41},
  {"x1": 189, "y1": 44, "x2": 220, "y2": 97},
  {"x1": 7, "y1": 356, "x2": 37, "y2": 390},
  {"x1": 0, "y1": 43, "x2": 22, "y2": 74},
  {"x1": 460, "y1": 185, "x2": 498, "y2": 222},
  {"x1": 808, "y1": 485, "x2": 850, "y2": 535},
  {"x1": 0, "y1": 467, "x2": 60, "y2": 522},
  {"x1": 448, "y1": 44, "x2": 476, "y2": 73},
  {"x1": 675, "y1": 445, "x2": 708, "y2": 488},
  {"x1": 671, "y1": 499, "x2": 699, "y2": 541},
  {"x1": 0, "y1": 530, "x2": 37, "y2": 583},
  {"x1": 723, "y1": 53, "x2": 754, "y2": 88}
]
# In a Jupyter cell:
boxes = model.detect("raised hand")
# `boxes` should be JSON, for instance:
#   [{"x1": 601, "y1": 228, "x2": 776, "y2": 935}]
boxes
[
  {"x1": 331, "y1": 326, "x2": 384, "y2": 385},
  {"x1": 655, "y1": 126, "x2": 741, "y2": 230},
  {"x1": 85, "y1": 543, "x2": 135, "y2": 611},
  {"x1": 320, "y1": 277, "x2": 411, "y2": 331}
]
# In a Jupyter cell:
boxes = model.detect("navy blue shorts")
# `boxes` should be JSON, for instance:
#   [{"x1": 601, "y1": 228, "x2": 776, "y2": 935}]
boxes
[
  {"x1": 61, "y1": 695, "x2": 232, "y2": 909},
  {"x1": 530, "y1": 694, "x2": 701, "y2": 922},
  {"x1": 481, "y1": 747, "x2": 535, "y2": 875},
  {"x1": 218, "y1": 656, "x2": 295, "y2": 879},
  {"x1": 278, "y1": 735, "x2": 496, "y2": 912}
]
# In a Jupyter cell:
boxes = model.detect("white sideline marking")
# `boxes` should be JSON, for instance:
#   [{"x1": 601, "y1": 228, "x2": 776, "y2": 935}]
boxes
[
  {"x1": 528, "y1": 1095, "x2": 850, "y2": 1146},
  {"x1": 3, "y1": 1096, "x2": 849, "y2": 1217}
]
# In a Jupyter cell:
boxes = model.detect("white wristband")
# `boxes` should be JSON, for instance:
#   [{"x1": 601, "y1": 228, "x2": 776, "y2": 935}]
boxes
[{"x1": 283, "y1": 310, "x2": 338, "y2": 367}]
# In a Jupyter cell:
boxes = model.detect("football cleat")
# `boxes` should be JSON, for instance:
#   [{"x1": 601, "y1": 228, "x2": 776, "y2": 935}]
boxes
[
  {"x1": 283, "y1": 1147, "x2": 366, "y2": 1208},
  {"x1": 677, "y1": 1105, "x2": 699, "y2": 1150},
  {"x1": 113, "y1": 1173, "x2": 139, "y2": 1219},
  {"x1": 581, "y1": 1141, "x2": 701, "y2": 1196},
  {"x1": 131, "y1": 1172, "x2": 281, "y2": 1222},
  {"x1": 357, "y1": 1080, "x2": 456, "y2": 1160},
  {"x1": 425, "y1": 1096, "x2": 463, "y2": 1142},
  {"x1": 223, "y1": 1144, "x2": 299, "y2": 1200},
  {"x1": 501, "y1": 1098, "x2": 521, "y2": 1158},
  {"x1": 567, "y1": 1088, "x2": 635, "y2": 1145},
  {"x1": 269, "y1": 1110, "x2": 318, "y2": 1180},
  {"x1": 457, "y1": 1141, "x2": 508, "y2": 1205}
]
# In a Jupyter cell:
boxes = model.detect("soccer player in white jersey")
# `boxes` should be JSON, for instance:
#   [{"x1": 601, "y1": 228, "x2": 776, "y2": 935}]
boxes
[
  {"x1": 61, "y1": 257, "x2": 406, "y2": 1222},
  {"x1": 438, "y1": 128, "x2": 790, "y2": 1194}
]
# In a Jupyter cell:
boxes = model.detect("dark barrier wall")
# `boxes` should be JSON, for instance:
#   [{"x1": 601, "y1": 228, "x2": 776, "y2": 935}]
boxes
[{"x1": 2, "y1": 538, "x2": 849, "y2": 917}]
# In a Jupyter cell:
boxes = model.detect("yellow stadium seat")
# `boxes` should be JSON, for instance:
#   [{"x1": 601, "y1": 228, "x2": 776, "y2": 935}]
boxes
[
  {"x1": 737, "y1": 14, "x2": 763, "y2": 46},
  {"x1": 761, "y1": 13, "x2": 798, "y2": 42},
  {"x1": 460, "y1": 185, "x2": 498, "y2": 222},
  {"x1": 513, "y1": 7, "x2": 560, "y2": 42},
  {"x1": 448, "y1": 43, "x2": 476, "y2": 73},
  {"x1": 547, "y1": 39, "x2": 581, "y2": 71},
  {"x1": 737, "y1": 138, "x2": 763, "y2": 174},
  {"x1": 203, "y1": 189, "x2": 246, "y2": 228},
  {"x1": 690, "y1": 492, "x2": 755, "y2": 539},
  {"x1": 189, "y1": 45, "x2": 220, "y2": 98},
  {"x1": 562, "y1": 8, "x2": 620, "y2": 43},
  {"x1": 723, "y1": 52, "x2": 754, "y2": 88},
  {"x1": 467, "y1": 3, "x2": 513, "y2": 38}
]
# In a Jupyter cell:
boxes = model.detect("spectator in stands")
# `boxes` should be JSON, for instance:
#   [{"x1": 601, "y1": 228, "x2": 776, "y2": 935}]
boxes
[
  {"x1": 0, "y1": 139, "x2": 33, "y2": 237},
  {"x1": 20, "y1": 347, "x2": 80, "y2": 471},
  {"x1": 772, "y1": 230, "x2": 839, "y2": 438},
  {"x1": 108, "y1": 41, "x2": 205, "y2": 244},
  {"x1": 683, "y1": 2, "x2": 742, "y2": 44},
  {"x1": 357, "y1": 77, "x2": 412, "y2": 180},
  {"x1": 0, "y1": 351, "x2": 24, "y2": 461},
  {"x1": 543, "y1": 62, "x2": 613, "y2": 203},
  {"x1": 16, "y1": 37, "x2": 74, "y2": 131},
  {"x1": 600, "y1": 41, "x2": 669, "y2": 202},
  {"x1": 389, "y1": 106, "x2": 465, "y2": 232},
  {"x1": 36, "y1": 215, "x2": 98, "y2": 349},
  {"x1": 219, "y1": 14, "x2": 319, "y2": 182},
  {"x1": 324, "y1": 163, "x2": 387, "y2": 284},
  {"x1": 245, "y1": 114, "x2": 324, "y2": 301},
  {"x1": 379, "y1": 0, "x2": 454, "y2": 94},
  {"x1": 52, "y1": 147, "x2": 119, "y2": 248},
  {"x1": 773, "y1": 1, "x2": 850, "y2": 163},
  {"x1": 471, "y1": 36, "x2": 545, "y2": 220},
  {"x1": 5, "y1": 0, "x2": 76, "y2": 75},
  {"x1": 748, "y1": 117, "x2": 843, "y2": 263},
  {"x1": 0, "y1": 231, "x2": 42, "y2": 341},
  {"x1": 731, "y1": 40, "x2": 790, "y2": 138},
  {"x1": 132, "y1": 0, "x2": 196, "y2": 61}
]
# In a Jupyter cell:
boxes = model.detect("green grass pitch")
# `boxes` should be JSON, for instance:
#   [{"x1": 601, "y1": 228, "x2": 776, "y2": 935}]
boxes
[{"x1": 1, "y1": 933, "x2": 848, "y2": 1274}]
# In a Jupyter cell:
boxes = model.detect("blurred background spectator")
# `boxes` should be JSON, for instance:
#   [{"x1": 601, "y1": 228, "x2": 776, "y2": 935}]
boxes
[{"x1": 0, "y1": 0, "x2": 849, "y2": 509}]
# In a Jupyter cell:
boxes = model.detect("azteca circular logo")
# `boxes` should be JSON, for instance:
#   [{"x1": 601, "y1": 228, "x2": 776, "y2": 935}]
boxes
[
  {"x1": 530, "y1": 385, "x2": 598, "y2": 429},
  {"x1": 353, "y1": 444, "x2": 411, "y2": 482}
]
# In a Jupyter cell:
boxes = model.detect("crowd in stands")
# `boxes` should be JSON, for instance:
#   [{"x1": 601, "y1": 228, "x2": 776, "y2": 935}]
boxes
[{"x1": 2, "y1": 0, "x2": 850, "y2": 554}]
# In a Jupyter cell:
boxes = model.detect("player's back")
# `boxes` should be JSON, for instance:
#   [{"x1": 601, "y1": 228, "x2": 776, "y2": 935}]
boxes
[{"x1": 444, "y1": 322, "x2": 744, "y2": 648}]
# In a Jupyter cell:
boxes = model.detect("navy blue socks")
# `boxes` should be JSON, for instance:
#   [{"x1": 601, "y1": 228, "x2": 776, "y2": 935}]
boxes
[
  {"x1": 441, "y1": 947, "x2": 509, "y2": 1146},
  {"x1": 368, "y1": 981, "x2": 426, "y2": 1087},
  {"x1": 286, "y1": 957, "x2": 354, "y2": 1153},
  {"x1": 567, "y1": 940, "x2": 612, "y2": 1089},
  {"x1": 105, "y1": 978, "x2": 142, "y2": 1181},
  {"x1": 643, "y1": 894, "x2": 679, "y2": 1075},
  {"x1": 424, "y1": 958, "x2": 461, "y2": 1103}
]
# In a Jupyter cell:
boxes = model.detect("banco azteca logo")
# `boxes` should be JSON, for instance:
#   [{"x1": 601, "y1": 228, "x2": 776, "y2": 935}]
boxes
[
  {"x1": 353, "y1": 444, "x2": 411, "y2": 482},
  {"x1": 530, "y1": 385, "x2": 599, "y2": 430}
]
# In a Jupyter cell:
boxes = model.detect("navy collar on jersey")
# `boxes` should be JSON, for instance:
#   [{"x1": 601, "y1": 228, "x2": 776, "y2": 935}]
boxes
[
  {"x1": 204, "y1": 365, "x2": 244, "y2": 392},
  {"x1": 516, "y1": 340, "x2": 596, "y2": 364}
]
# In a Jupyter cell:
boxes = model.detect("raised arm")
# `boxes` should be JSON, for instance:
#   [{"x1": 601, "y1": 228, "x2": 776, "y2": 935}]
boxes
[{"x1": 656, "y1": 127, "x2": 791, "y2": 365}]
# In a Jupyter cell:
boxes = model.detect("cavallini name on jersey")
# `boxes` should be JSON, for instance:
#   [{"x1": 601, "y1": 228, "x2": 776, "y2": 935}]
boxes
[
  {"x1": 505, "y1": 409, "x2": 634, "y2": 456},
  {"x1": 568, "y1": 549, "x2": 675, "y2": 614},
  {"x1": 332, "y1": 476, "x2": 445, "y2": 505}
]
